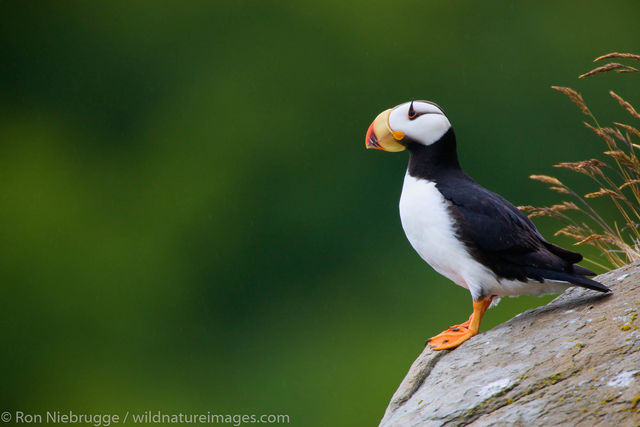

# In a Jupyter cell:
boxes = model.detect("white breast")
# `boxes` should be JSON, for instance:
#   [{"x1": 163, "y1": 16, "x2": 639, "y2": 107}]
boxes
[
  {"x1": 398, "y1": 173, "x2": 495, "y2": 298},
  {"x1": 398, "y1": 173, "x2": 571, "y2": 299}
]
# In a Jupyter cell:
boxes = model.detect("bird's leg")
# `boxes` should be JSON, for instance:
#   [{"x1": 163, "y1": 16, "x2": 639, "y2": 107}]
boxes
[{"x1": 427, "y1": 297, "x2": 493, "y2": 351}]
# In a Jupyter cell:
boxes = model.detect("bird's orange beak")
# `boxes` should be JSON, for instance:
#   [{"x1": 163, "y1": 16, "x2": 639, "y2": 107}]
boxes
[{"x1": 365, "y1": 109, "x2": 406, "y2": 152}]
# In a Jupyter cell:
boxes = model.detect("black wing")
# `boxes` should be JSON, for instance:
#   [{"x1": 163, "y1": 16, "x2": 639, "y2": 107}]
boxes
[{"x1": 436, "y1": 176, "x2": 609, "y2": 293}]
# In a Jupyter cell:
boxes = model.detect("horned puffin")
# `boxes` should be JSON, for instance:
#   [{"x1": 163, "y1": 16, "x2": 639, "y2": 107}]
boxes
[{"x1": 365, "y1": 100, "x2": 610, "y2": 350}]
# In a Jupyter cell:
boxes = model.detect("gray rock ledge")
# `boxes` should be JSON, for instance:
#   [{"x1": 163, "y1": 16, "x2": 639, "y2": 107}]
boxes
[{"x1": 380, "y1": 263, "x2": 640, "y2": 426}]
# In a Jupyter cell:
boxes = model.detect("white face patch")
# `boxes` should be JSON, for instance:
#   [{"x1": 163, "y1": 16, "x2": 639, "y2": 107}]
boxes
[{"x1": 388, "y1": 101, "x2": 451, "y2": 146}]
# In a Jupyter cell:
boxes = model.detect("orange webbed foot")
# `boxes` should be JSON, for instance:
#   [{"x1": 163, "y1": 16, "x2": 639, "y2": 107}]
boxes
[
  {"x1": 427, "y1": 297, "x2": 492, "y2": 351},
  {"x1": 427, "y1": 324, "x2": 476, "y2": 350}
]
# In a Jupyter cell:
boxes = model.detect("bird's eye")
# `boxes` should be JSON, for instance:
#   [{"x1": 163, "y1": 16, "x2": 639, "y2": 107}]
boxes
[{"x1": 408, "y1": 101, "x2": 418, "y2": 120}]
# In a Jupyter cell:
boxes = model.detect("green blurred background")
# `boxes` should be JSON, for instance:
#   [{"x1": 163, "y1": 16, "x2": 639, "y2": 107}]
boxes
[{"x1": 1, "y1": 2, "x2": 639, "y2": 425}]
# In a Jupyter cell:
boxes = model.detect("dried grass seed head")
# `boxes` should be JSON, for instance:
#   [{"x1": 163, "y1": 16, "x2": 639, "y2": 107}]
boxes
[
  {"x1": 554, "y1": 159, "x2": 607, "y2": 177},
  {"x1": 614, "y1": 122, "x2": 640, "y2": 140},
  {"x1": 594, "y1": 52, "x2": 640, "y2": 62},
  {"x1": 529, "y1": 174, "x2": 564, "y2": 186},
  {"x1": 610, "y1": 91, "x2": 640, "y2": 121},
  {"x1": 619, "y1": 179, "x2": 640, "y2": 190},
  {"x1": 579, "y1": 63, "x2": 628, "y2": 79},
  {"x1": 604, "y1": 150, "x2": 640, "y2": 170},
  {"x1": 551, "y1": 86, "x2": 591, "y2": 116},
  {"x1": 584, "y1": 188, "x2": 624, "y2": 199}
]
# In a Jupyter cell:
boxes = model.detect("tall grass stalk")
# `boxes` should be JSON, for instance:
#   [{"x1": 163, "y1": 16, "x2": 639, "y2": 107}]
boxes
[{"x1": 518, "y1": 52, "x2": 640, "y2": 270}]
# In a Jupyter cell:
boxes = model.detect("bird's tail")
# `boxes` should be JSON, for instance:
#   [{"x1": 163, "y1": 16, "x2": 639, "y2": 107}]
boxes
[{"x1": 525, "y1": 267, "x2": 611, "y2": 293}]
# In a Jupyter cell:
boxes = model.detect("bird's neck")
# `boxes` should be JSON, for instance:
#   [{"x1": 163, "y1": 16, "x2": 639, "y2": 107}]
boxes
[{"x1": 407, "y1": 128, "x2": 464, "y2": 181}]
